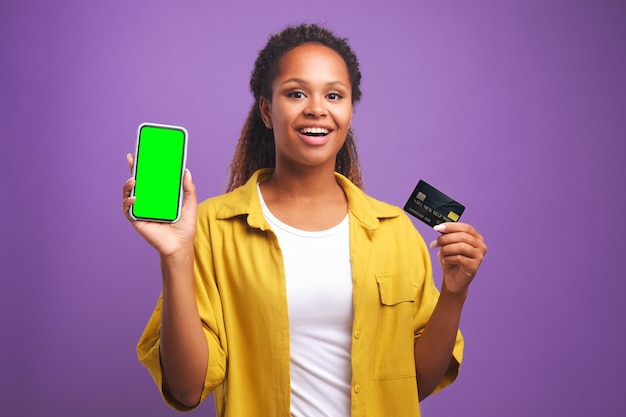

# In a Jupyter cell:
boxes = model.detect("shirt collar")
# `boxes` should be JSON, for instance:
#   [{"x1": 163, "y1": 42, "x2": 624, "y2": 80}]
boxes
[{"x1": 215, "y1": 168, "x2": 400, "y2": 231}]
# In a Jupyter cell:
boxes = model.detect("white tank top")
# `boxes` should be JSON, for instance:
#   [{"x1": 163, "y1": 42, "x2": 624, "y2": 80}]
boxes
[{"x1": 258, "y1": 184, "x2": 353, "y2": 417}]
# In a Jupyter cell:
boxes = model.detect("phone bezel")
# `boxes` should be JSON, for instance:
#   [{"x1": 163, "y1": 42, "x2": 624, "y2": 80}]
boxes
[{"x1": 129, "y1": 122, "x2": 188, "y2": 223}]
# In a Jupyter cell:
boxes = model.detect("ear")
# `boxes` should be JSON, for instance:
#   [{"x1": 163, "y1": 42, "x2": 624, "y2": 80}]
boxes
[{"x1": 259, "y1": 97, "x2": 272, "y2": 129}]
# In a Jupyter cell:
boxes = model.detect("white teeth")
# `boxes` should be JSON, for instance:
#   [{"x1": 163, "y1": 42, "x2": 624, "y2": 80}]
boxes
[{"x1": 300, "y1": 127, "x2": 329, "y2": 135}]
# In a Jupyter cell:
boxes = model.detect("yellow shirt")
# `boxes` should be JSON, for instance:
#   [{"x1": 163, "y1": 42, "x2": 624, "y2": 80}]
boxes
[{"x1": 137, "y1": 169, "x2": 464, "y2": 417}]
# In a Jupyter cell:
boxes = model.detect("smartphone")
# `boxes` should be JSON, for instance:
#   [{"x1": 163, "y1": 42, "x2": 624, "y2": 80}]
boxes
[{"x1": 129, "y1": 122, "x2": 188, "y2": 223}]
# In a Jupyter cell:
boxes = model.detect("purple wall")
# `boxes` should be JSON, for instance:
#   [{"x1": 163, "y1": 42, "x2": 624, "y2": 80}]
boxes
[{"x1": 2, "y1": 1, "x2": 625, "y2": 416}]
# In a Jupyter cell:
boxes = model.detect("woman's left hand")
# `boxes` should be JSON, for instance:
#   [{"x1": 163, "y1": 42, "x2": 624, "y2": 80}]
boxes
[{"x1": 429, "y1": 222, "x2": 487, "y2": 295}]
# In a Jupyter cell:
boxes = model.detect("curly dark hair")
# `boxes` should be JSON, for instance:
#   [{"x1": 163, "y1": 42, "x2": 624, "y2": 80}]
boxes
[{"x1": 226, "y1": 23, "x2": 363, "y2": 191}]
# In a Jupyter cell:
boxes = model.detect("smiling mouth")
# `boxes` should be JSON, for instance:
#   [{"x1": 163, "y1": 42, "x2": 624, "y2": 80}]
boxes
[{"x1": 299, "y1": 127, "x2": 330, "y2": 137}]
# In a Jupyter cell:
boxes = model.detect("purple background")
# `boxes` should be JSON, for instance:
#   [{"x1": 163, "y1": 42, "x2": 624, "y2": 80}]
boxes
[{"x1": 2, "y1": 1, "x2": 625, "y2": 416}]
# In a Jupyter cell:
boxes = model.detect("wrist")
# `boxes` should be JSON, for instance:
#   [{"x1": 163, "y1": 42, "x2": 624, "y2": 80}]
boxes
[
  {"x1": 160, "y1": 245, "x2": 194, "y2": 268},
  {"x1": 440, "y1": 282, "x2": 469, "y2": 303}
]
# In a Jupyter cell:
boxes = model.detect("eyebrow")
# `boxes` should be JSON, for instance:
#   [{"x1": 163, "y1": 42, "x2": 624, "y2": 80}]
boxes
[{"x1": 280, "y1": 77, "x2": 349, "y2": 89}]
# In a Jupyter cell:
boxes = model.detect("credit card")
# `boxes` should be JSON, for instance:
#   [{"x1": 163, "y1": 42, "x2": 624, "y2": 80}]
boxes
[{"x1": 404, "y1": 180, "x2": 465, "y2": 227}]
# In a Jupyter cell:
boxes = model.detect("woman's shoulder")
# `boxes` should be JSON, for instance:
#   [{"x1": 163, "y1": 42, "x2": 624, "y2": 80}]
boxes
[
  {"x1": 197, "y1": 186, "x2": 254, "y2": 217},
  {"x1": 197, "y1": 169, "x2": 268, "y2": 221},
  {"x1": 336, "y1": 173, "x2": 404, "y2": 220}
]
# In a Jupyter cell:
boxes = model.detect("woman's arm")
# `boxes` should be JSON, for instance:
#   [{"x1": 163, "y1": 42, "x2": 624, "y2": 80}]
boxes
[
  {"x1": 159, "y1": 247, "x2": 208, "y2": 407},
  {"x1": 413, "y1": 286, "x2": 466, "y2": 400},
  {"x1": 122, "y1": 154, "x2": 207, "y2": 407},
  {"x1": 414, "y1": 222, "x2": 487, "y2": 400}
]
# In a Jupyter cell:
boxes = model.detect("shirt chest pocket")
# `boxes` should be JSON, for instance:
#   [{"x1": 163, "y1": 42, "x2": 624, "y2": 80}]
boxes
[{"x1": 373, "y1": 272, "x2": 419, "y2": 380}]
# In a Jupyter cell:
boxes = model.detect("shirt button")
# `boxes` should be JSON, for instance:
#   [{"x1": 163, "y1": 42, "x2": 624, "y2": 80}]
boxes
[
  {"x1": 354, "y1": 331, "x2": 361, "y2": 339},
  {"x1": 354, "y1": 385, "x2": 361, "y2": 394}
]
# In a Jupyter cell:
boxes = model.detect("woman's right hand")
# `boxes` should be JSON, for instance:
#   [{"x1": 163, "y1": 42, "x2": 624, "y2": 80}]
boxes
[{"x1": 121, "y1": 153, "x2": 198, "y2": 258}]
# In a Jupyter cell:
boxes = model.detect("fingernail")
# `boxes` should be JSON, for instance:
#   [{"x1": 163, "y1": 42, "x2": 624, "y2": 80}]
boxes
[
  {"x1": 186, "y1": 168, "x2": 192, "y2": 180},
  {"x1": 429, "y1": 239, "x2": 438, "y2": 248},
  {"x1": 434, "y1": 223, "x2": 446, "y2": 232}
]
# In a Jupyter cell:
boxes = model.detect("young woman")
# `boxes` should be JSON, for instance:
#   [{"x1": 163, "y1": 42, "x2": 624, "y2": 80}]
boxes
[{"x1": 122, "y1": 24, "x2": 487, "y2": 417}]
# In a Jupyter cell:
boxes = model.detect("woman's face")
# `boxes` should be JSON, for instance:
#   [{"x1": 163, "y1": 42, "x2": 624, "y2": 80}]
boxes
[{"x1": 260, "y1": 43, "x2": 353, "y2": 173}]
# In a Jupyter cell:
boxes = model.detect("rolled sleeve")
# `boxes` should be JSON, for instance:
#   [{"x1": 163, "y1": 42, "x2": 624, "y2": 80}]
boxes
[{"x1": 136, "y1": 295, "x2": 228, "y2": 411}]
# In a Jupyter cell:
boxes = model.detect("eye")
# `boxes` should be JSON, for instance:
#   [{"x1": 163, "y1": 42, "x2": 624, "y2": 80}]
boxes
[
  {"x1": 327, "y1": 92, "x2": 343, "y2": 101},
  {"x1": 287, "y1": 91, "x2": 306, "y2": 99}
]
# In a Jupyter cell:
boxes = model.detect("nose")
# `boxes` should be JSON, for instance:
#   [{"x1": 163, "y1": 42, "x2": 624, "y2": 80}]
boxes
[{"x1": 304, "y1": 94, "x2": 327, "y2": 118}]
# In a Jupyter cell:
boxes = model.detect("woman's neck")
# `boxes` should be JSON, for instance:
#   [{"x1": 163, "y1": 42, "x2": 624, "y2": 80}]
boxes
[{"x1": 259, "y1": 165, "x2": 348, "y2": 231}]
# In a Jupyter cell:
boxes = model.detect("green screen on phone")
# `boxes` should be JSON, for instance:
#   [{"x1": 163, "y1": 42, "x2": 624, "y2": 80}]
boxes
[{"x1": 131, "y1": 124, "x2": 187, "y2": 222}]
